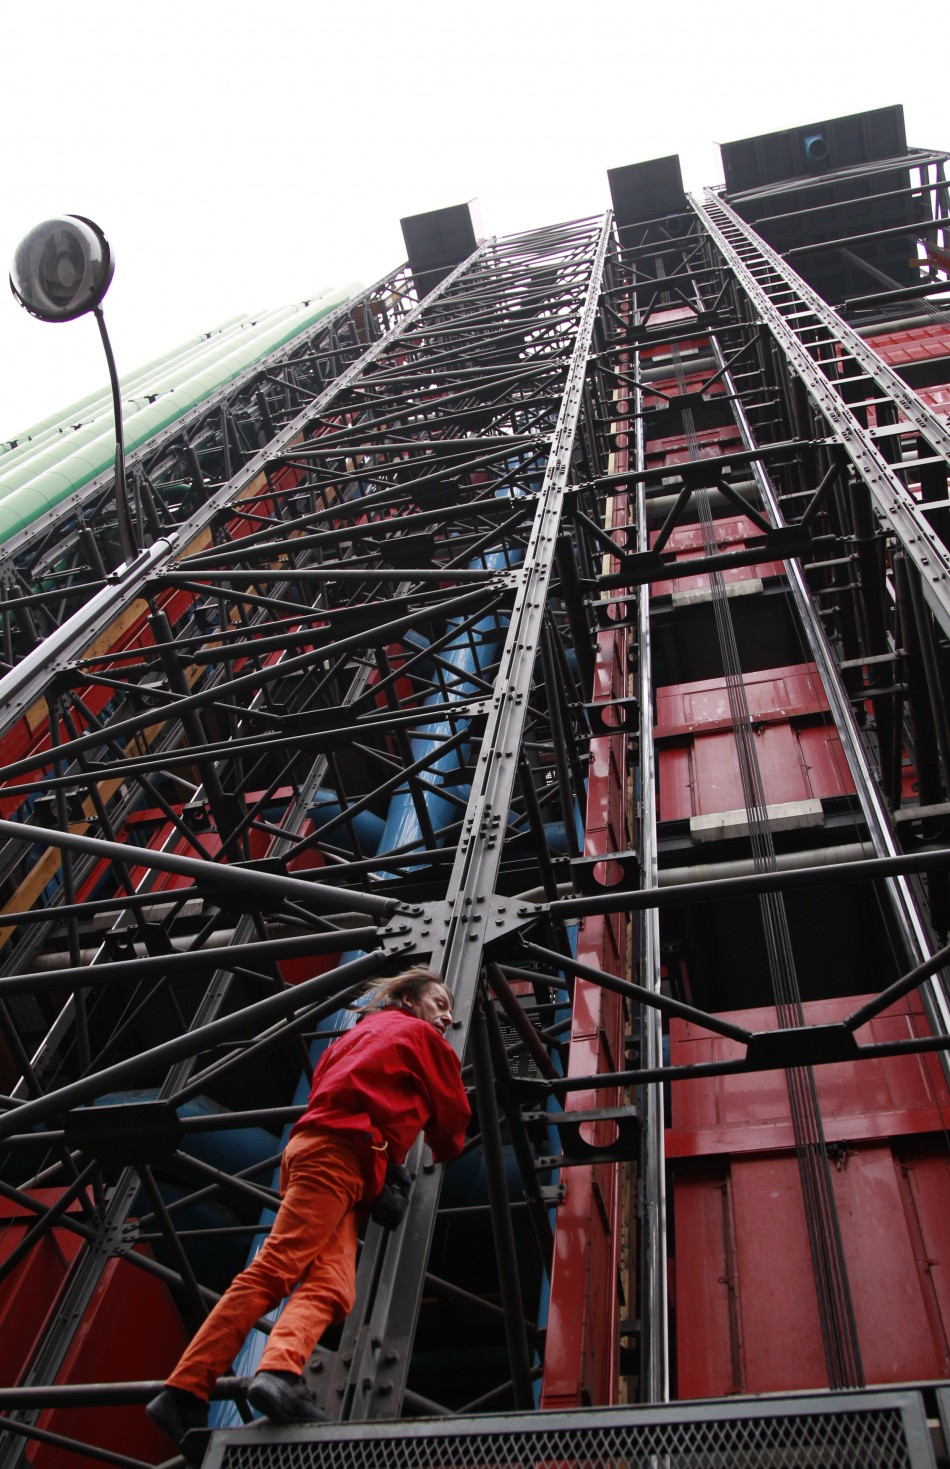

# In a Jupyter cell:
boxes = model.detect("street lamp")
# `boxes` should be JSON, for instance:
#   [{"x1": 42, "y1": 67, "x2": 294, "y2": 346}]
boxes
[{"x1": 9, "y1": 215, "x2": 140, "y2": 563}]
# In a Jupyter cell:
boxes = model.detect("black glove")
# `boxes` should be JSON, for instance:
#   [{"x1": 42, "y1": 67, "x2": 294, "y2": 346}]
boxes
[{"x1": 370, "y1": 1161, "x2": 412, "y2": 1230}]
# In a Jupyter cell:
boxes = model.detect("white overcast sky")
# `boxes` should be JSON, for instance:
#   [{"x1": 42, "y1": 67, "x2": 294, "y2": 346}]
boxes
[{"x1": 0, "y1": 0, "x2": 946, "y2": 442}]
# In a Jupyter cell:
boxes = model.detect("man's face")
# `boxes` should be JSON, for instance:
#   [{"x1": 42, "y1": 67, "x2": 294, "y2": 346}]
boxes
[{"x1": 405, "y1": 983, "x2": 453, "y2": 1035}]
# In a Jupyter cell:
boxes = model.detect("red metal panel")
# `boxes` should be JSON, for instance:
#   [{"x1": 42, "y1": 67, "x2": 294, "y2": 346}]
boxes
[
  {"x1": 651, "y1": 516, "x2": 785, "y2": 598},
  {"x1": 674, "y1": 1142, "x2": 950, "y2": 1398},
  {"x1": 655, "y1": 664, "x2": 855, "y2": 823},
  {"x1": 899, "y1": 1144, "x2": 950, "y2": 1358},
  {"x1": 33, "y1": 1252, "x2": 189, "y2": 1469},
  {"x1": 656, "y1": 664, "x2": 831, "y2": 735},
  {"x1": 918, "y1": 384, "x2": 950, "y2": 412},
  {"x1": 675, "y1": 1154, "x2": 830, "y2": 1397},
  {"x1": 658, "y1": 722, "x2": 852, "y2": 822},
  {"x1": 645, "y1": 426, "x2": 743, "y2": 471},
  {"x1": 0, "y1": 1193, "x2": 85, "y2": 1385},
  {"x1": 0, "y1": 1192, "x2": 188, "y2": 1464},
  {"x1": 675, "y1": 1157, "x2": 829, "y2": 1397},
  {"x1": 727, "y1": 1154, "x2": 830, "y2": 1391},
  {"x1": 834, "y1": 1144, "x2": 950, "y2": 1382},
  {"x1": 668, "y1": 995, "x2": 950, "y2": 1158},
  {"x1": 864, "y1": 325, "x2": 950, "y2": 421},
  {"x1": 868, "y1": 324, "x2": 950, "y2": 363},
  {"x1": 657, "y1": 744, "x2": 693, "y2": 824},
  {"x1": 672, "y1": 1166, "x2": 741, "y2": 1399}
]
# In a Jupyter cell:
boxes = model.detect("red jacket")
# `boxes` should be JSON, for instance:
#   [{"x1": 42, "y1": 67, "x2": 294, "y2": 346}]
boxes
[{"x1": 292, "y1": 1007, "x2": 470, "y2": 1199}]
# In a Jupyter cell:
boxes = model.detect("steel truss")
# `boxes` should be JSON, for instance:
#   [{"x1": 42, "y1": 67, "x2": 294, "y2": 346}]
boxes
[
  {"x1": 695, "y1": 190, "x2": 950, "y2": 636},
  {"x1": 603, "y1": 136, "x2": 950, "y2": 1401},
  {"x1": 689, "y1": 186, "x2": 950, "y2": 955},
  {"x1": 1, "y1": 133, "x2": 950, "y2": 1466},
  {"x1": 0, "y1": 213, "x2": 638, "y2": 1464},
  {"x1": 0, "y1": 268, "x2": 418, "y2": 661}
]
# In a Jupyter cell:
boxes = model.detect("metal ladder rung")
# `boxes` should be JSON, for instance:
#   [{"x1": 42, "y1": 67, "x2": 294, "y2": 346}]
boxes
[
  {"x1": 868, "y1": 420, "x2": 915, "y2": 438},
  {"x1": 895, "y1": 454, "x2": 950, "y2": 471},
  {"x1": 842, "y1": 396, "x2": 897, "y2": 412}
]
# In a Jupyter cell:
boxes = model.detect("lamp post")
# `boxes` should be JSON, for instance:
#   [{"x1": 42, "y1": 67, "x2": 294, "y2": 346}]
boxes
[{"x1": 9, "y1": 215, "x2": 140, "y2": 564}]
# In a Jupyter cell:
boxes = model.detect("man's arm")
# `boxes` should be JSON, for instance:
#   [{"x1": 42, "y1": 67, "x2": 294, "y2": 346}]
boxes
[{"x1": 419, "y1": 1029, "x2": 471, "y2": 1162}]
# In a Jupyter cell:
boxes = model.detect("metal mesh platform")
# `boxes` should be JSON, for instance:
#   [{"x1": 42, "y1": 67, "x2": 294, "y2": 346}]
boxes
[{"x1": 205, "y1": 1392, "x2": 937, "y2": 1469}]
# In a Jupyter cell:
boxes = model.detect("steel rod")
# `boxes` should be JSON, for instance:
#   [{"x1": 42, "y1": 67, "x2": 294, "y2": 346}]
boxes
[{"x1": 469, "y1": 999, "x2": 536, "y2": 1409}]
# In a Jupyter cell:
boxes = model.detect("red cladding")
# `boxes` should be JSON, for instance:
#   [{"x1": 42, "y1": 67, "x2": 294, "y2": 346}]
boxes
[
  {"x1": 0, "y1": 1189, "x2": 189, "y2": 1468},
  {"x1": 655, "y1": 664, "x2": 855, "y2": 822},
  {"x1": 668, "y1": 995, "x2": 949, "y2": 1156},
  {"x1": 651, "y1": 516, "x2": 786, "y2": 599},
  {"x1": 32, "y1": 1253, "x2": 190, "y2": 1469},
  {"x1": 0, "y1": 1192, "x2": 85, "y2": 1384},
  {"x1": 675, "y1": 1143, "x2": 950, "y2": 1395},
  {"x1": 671, "y1": 996, "x2": 950, "y2": 1395}
]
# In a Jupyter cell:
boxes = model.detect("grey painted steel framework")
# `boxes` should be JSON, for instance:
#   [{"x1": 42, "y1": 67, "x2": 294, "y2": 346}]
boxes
[
  {"x1": 588, "y1": 140, "x2": 950, "y2": 1399},
  {"x1": 0, "y1": 267, "x2": 418, "y2": 660},
  {"x1": 1, "y1": 138, "x2": 950, "y2": 1467},
  {"x1": 694, "y1": 190, "x2": 950, "y2": 637},
  {"x1": 687, "y1": 182, "x2": 950, "y2": 1030},
  {"x1": 0, "y1": 215, "x2": 633, "y2": 1464}
]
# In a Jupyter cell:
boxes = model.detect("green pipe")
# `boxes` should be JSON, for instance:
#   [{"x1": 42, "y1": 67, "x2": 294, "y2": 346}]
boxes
[
  {"x1": 0, "y1": 317, "x2": 248, "y2": 460},
  {"x1": 0, "y1": 285, "x2": 359, "y2": 546},
  {"x1": 0, "y1": 303, "x2": 315, "y2": 476},
  {"x1": 1, "y1": 294, "x2": 343, "y2": 482},
  {"x1": 0, "y1": 316, "x2": 261, "y2": 479}
]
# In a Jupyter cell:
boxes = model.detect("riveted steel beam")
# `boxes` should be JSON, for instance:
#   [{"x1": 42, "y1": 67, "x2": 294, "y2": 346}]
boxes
[
  {"x1": 329, "y1": 214, "x2": 616, "y2": 1420},
  {"x1": 693, "y1": 189, "x2": 950, "y2": 636}
]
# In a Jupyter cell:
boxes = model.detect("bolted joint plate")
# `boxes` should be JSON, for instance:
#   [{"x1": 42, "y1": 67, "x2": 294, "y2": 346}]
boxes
[
  {"x1": 525, "y1": 1104, "x2": 641, "y2": 1163},
  {"x1": 386, "y1": 896, "x2": 538, "y2": 964},
  {"x1": 377, "y1": 911, "x2": 426, "y2": 962},
  {"x1": 745, "y1": 1023, "x2": 862, "y2": 1070}
]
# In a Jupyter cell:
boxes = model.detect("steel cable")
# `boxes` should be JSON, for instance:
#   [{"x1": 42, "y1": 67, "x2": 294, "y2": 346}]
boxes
[{"x1": 671, "y1": 345, "x2": 865, "y2": 1387}]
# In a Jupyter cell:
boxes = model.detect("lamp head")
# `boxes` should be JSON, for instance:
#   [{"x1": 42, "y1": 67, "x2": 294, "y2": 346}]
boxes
[{"x1": 10, "y1": 215, "x2": 114, "y2": 323}]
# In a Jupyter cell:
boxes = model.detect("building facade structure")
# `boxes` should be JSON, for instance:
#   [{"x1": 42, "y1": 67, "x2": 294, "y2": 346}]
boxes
[{"x1": 0, "y1": 103, "x2": 947, "y2": 1468}]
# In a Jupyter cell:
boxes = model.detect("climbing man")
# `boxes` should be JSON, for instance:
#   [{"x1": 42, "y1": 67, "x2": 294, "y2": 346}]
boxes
[{"x1": 147, "y1": 966, "x2": 470, "y2": 1454}]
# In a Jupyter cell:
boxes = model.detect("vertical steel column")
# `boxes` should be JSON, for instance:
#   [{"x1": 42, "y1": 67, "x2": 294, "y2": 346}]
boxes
[
  {"x1": 632, "y1": 289, "x2": 668, "y2": 1404},
  {"x1": 469, "y1": 998, "x2": 535, "y2": 1409},
  {"x1": 540, "y1": 287, "x2": 630, "y2": 1408},
  {"x1": 332, "y1": 215, "x2": 615, "y2": 1419}
]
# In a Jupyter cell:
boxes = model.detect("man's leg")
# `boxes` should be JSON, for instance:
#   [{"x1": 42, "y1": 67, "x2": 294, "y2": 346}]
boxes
[
  {"x1": 258, "y1": 1199, "x2": 359, "y2": 1375},
  {"x1": 150, "y1": 1129, "x2": 363, "y2": 1442},
  {"x1": 246, "y1": 1213, "x2": 358, "y2": 1427},
  {"x1": 244, "y1": 1135, "x2": 365, "y2": 1424}
]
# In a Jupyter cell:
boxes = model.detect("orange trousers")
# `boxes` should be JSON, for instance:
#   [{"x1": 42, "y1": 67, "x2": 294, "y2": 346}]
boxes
[{"x1": 167, "y1": 1129, "x2": 365, "y2": 1400}]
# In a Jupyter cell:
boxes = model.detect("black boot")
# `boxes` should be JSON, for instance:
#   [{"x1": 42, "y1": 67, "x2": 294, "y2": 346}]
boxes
[
  {"x1": 246, "y1": 1371, "x2": 330, "y2": 1424},
  {"x1": 146, "y1": 1387, "x2": 209, "y2": 1461}
]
